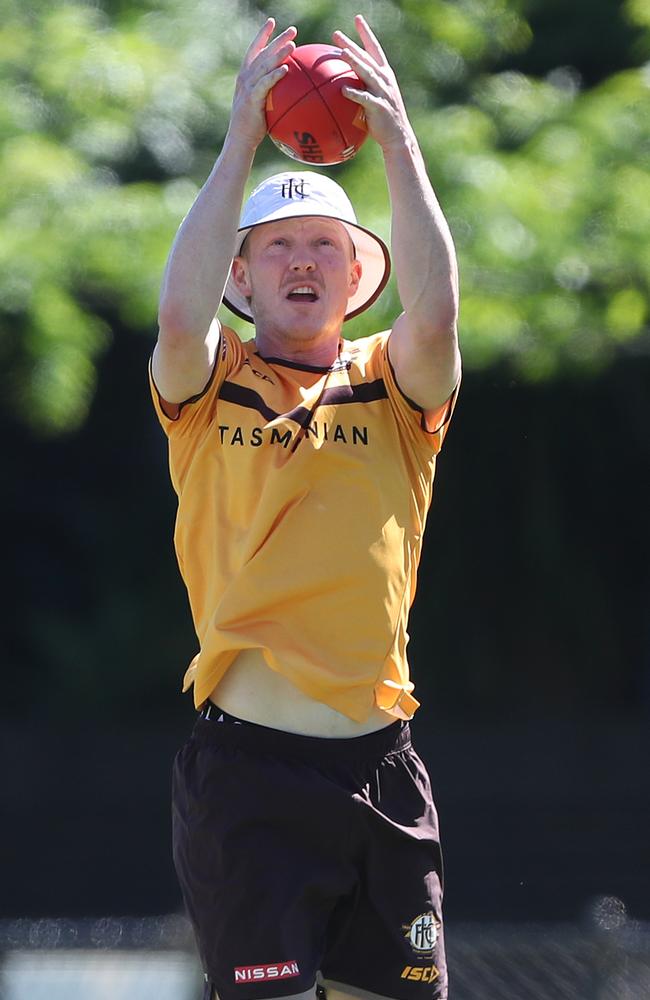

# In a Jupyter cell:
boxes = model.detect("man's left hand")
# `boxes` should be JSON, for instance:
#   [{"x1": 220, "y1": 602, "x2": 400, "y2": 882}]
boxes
[{"x1": 333, "y1": 14, "x2": 412, "y2": 153}]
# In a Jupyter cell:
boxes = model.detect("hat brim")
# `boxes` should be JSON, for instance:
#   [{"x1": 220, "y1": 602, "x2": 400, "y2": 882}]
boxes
[{"x1": 222, "y1": 214, "x2": 391, "y2": 324}]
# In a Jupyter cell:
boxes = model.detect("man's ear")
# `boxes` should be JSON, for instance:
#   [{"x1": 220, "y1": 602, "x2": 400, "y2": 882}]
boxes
[
  {"x1": 348, "y1": 259, "x2": 362, "y2": 299},
  {"x1": 231, "y1": 256, "x2": 252, "y2": 297}
]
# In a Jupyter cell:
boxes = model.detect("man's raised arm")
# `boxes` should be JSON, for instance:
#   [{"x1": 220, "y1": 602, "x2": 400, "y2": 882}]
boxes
[
  {"x1": 334, "y1": 15, "x2": 461, "y2": 414},
  {"x1": 153, "y1": 19, "x2": 296, "y2": 403}
]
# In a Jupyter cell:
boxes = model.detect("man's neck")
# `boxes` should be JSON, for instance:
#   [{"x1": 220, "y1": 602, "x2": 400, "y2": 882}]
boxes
[{"x1": 254, "y1": 329, "x2": 342, "y2": 368}]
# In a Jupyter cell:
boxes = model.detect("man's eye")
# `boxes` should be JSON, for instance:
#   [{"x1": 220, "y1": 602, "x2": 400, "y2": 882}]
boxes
[{"x1": 318, "y1": 238, "x2": 334, "y2": 246}]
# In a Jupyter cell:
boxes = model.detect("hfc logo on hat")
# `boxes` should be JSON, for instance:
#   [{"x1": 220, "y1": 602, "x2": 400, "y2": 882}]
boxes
[{"x1": 281, "y1": 178, "x2": 307, "y2": 199}]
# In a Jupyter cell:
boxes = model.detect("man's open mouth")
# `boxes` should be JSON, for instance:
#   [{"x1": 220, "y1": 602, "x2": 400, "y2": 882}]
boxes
[{"x1": 286, "y1": 285, "x2": 320, "y2": 303}]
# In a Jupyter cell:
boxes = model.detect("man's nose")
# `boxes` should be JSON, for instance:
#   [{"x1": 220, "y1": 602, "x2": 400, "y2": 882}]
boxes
[{"x1": 289, "y1": 249, "x2": 316, "y2": 271}]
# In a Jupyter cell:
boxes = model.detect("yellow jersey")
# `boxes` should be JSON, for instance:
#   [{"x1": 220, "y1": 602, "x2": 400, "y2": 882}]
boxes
[{"x1": 149, "y1": 326, "x2": 458, "y2": 722}]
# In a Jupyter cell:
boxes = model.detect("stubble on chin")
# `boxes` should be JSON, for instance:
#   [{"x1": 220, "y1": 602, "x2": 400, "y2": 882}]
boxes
[{"x1": 251, "y1": 295, "x2": 344, "y2": 348}]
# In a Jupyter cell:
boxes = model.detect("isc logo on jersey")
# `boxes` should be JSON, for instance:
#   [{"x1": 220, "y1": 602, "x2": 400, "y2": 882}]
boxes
[
  {"x1": 234, "y1": 961, "x2": 300, "y2": 983},
  {"x1": 400, "y1": 963, "x2": 440, "y2": 983}
]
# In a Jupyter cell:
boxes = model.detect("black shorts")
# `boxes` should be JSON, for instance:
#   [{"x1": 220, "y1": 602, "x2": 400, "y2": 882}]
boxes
[{"x1": 172, "y1": 709, "x2": 447, "y2": 1000}]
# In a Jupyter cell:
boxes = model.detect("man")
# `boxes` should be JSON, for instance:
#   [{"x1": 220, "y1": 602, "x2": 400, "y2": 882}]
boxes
[{"x1": 150, "y1": 14, "x2": 460, "y2": 1000}]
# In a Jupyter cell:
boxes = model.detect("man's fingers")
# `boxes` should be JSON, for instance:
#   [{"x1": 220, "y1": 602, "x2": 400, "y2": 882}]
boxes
[
  {"x1": 267, "y1": 38, "x2": 297, "y2": 62},
  {"x1": 243, "y1": 17, "x2": 276, "y2": 67},
  {"x1": 253, "y1": 24, "x2": 297, "y2": 68},
  {"x1": 336, "y1": 44, "x2": 381, "y2": 91},
  {"x1": 332, "y1": 30, "x2": 375, "y2": 69},
  {"x1": 248, "y1": 38, "x2": 295, "y2": 89},
  {"x1": 266, "y1": 25, "x2": 298, "y2": 52},
  {"x1": 243, "y1": 20, "x2": 296, "y2": 71},
  {"x1": 251, "y1": 63, "x2": 290, "y2": 102},
  {"x1": 353, "y1": 13, "x2": 388, "y2": 65},
  {"x1": 342, "y1": 85, "x2": 382, "y2": 109},
  {"x1": 248, "y1": 26, "x2": 296, "y2": 81}
]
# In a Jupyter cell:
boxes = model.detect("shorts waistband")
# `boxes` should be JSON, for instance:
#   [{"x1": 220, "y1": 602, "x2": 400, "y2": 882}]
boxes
[{"x1": 191, "y1": 706, "x2": 412, "y2": 765}]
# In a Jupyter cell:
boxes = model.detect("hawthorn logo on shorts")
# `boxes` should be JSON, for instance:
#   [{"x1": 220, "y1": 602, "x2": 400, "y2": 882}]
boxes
[
  {"x1": 402, "y1": 911, "x2": 440, "y2": 958},
  {"x1": 233, "y1": 961, "x2": 300, "y2": 984}
]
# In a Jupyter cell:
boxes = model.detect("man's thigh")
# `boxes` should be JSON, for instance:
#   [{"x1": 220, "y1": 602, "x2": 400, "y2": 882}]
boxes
[
  {"x1": 173, "y1": 720, "x2": 356, "y2": 1000},
  {"x1": 318, "y1": 745, "x2": 448, "y2": 1000}
]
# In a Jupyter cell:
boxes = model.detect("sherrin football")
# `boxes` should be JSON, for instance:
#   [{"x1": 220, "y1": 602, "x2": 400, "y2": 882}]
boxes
[{"x1": 266, "y1": 43, "x2": 369, "y2": 165}]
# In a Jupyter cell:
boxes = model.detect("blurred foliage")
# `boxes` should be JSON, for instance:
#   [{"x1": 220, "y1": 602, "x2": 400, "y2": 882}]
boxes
[{"x1": 1, "y1": 0, "x2": 649, "y2": 433}]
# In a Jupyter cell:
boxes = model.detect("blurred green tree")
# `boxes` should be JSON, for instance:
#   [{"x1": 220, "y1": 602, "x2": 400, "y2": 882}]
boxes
[{"x1": 1, "y1": 0, "x2": 648, "y2": 434}]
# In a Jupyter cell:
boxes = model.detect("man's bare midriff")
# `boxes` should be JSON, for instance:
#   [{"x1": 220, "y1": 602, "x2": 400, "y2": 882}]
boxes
[{"x1": 209, "y1": 648, "x2": 394, "y2": 738}]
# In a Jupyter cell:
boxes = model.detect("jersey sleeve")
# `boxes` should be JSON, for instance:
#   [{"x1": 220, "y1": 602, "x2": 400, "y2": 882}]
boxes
[
  {"x1": 148, "y1": 324, "x2": 244, "y2": 439},
  {"x1": 371, "y1": 330, "x2": 460, "y2": 457}
]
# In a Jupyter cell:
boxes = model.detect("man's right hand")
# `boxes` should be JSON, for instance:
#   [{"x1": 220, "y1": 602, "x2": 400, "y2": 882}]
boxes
[{"x1": 227, "y1": 18, "x2": 297, "y2": 151}]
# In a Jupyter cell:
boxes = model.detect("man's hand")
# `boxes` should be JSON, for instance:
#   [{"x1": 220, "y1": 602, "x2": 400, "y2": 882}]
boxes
[
  {"x1": 333, "y1": 15, "x2": 412, "y2": 153},
  {"x1": 228, "y1": 18, "x2": 297, "y2": 150}
]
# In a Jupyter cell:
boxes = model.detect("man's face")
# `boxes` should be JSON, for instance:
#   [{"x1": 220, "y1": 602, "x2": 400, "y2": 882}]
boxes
[{"x1": 231, "y1": 217, "x2": 362, "y2": 345}]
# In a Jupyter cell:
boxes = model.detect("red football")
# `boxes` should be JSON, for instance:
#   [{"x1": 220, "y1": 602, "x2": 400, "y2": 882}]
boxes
[{"x1": 265, "y1": 43, "x2": 369, "y2": 165}]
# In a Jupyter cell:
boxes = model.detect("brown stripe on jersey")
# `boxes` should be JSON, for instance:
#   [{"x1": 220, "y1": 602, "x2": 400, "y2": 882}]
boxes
[
  {"x1": 219, "y1": 382, "x2": 280, "y2": 422},
  {"x1": 219, "y1": 379, "x2": 388, "y2": 425},
  {"x1": 320, "y1": 382, "x2": 388, "y2": 407}
]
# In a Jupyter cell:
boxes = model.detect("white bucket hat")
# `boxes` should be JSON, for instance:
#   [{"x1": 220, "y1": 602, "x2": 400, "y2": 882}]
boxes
[{"x1": 222, "y1": 171, "x2": 391, "y2": 323}]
